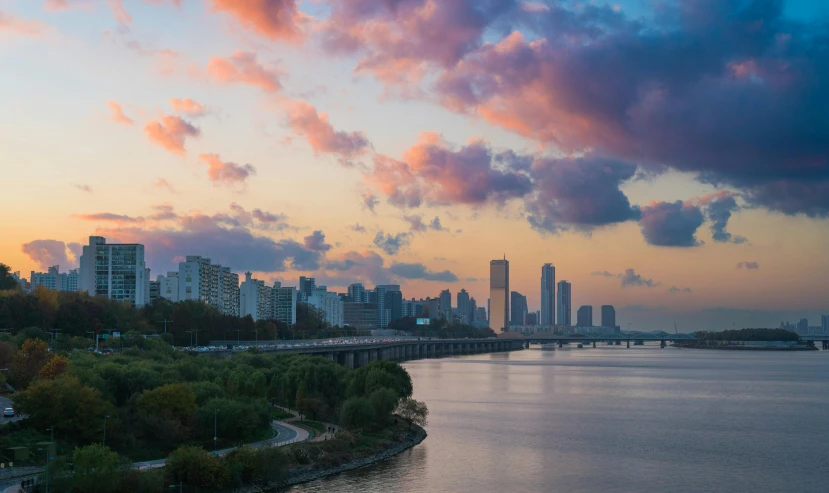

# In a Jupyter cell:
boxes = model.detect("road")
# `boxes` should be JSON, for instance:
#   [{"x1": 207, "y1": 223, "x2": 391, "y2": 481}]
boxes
[{"x1": 0, "y1": 396, "x2": 22, "y2": 424}]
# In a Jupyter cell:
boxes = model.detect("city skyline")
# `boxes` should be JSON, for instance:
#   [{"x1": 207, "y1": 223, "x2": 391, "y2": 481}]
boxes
[{"x1": 3, "y1": 1, "x2": 829, "y2": 330}]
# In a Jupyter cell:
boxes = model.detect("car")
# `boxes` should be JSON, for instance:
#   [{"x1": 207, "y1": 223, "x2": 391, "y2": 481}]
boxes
[{"x1": 3, "y1": 408, "x2": 14, "y2": 417}]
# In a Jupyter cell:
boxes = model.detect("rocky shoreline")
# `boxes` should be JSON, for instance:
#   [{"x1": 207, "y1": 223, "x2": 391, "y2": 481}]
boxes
[{"x1": 238, "y1": 426, "x2": 427, "y2": 492}]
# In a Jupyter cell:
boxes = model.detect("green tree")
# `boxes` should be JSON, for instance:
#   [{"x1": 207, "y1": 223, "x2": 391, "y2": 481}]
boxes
[
  {"x1": 221, "y1": 445, "x2": 288, "y2": 488},
  {"x1": 67, "y1": 444, "x2": 124, "y2": 493},
  {"x1": 165, "y1": 446, "x2": 223, "y2": 490},
  {"x1": 13, "y1": 375, "x2": 109, "y2": 442},
  {"x1": 339, "y1": 396, "x2": 376, "y2": 429},
  {"x1": 369, "y1": 387, "x2": 399, "y2": 424},
  {"x1": 137, "y1": 383, "x2": 197, "y2": 423},
  {"x1": 0, "y1": 263, "x2": 19, "y2": 291},
  {"x1": 396, "y1": 398, "x2": 429, "y2": 430}
]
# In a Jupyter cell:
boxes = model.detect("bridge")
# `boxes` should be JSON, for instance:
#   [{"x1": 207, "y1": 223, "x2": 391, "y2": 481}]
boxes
[
  {"x1": 199, "y1": 338, "x2": 525, "y2": 369},
  {"x1": 516, "y1": 332, "x2": 698, "y2": 349}
]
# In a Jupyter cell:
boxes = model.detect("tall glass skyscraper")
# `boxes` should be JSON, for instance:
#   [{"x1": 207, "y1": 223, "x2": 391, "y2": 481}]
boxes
[
  {"x1": 556, "y1": 280, "x2": 571, "y2": 326},
  {"x1": 489, "y1": 258, "x2": 509, "y2": 331},
  {"x1": 541, "y1": 263, "x2": 555, "y2": 326}
]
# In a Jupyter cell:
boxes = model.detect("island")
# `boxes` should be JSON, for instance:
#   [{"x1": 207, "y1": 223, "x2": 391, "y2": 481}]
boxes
[{"x1": 675, "y1": 328, "x2": 818, "y2": 350}]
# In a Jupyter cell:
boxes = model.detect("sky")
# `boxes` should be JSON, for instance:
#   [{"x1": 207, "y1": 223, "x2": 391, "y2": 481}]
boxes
[{"x1": 1, "y1": 0, "x2": 828, "y2": 330}]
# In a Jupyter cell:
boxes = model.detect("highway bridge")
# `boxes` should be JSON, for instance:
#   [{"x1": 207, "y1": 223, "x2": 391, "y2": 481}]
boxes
[
  {"x1": 202, "y1": 338, "x2": 526, "y2": 369},
  {"x1": 516, "y1": 332, "x2": 697, "y2": 348}
]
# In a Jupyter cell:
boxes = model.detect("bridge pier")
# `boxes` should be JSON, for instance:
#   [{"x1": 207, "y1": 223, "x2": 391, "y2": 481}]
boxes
[
  {"x1": 558, "y1": 340, "x2": 563, "y2": 348},
  {"x1": 627, "y1": 340, "x2": 630, "y2": 348},
  {"x1": 592, "y1": 341, "x2": 596, "y2": 348},
  {"x1": 661, "y1": 340, "x2": 666, "y2": 348}
]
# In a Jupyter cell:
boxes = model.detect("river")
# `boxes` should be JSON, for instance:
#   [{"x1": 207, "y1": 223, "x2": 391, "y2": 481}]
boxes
[{"x1": 288, "y1": 345, "x2": 829, "y2": 493}]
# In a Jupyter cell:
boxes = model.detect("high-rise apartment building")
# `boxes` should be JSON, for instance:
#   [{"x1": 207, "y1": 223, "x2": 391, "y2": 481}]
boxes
[
  {"x1": 177, "y1": 256, "x2": 239, "y2": 316},
  {"x1": 79, "y1": 236, "x2": 149, "y2": 306},
  {"x1": 271, "y1": 283, "x2": 297, "y2": 326},
  {"x1": 469, "y1": 297, "x2": 477, "y2": 324},
  {"x1": 157, "y1": 272, "x2": 179, "y2": 302},
  {"x1": 308, "y1": 289, "x2": 344, "y2": 327},
  {"x1": 541, "y1": 263, "x2": 555, "y2": 326},
  {"x1": 822, "y1": 315, "x2": 829, "y2": 334},
  {"x1": 601, "y1": 305, "x2": 616, "y2": 328},
  {"x1": 457, "y1": 289, "x2": 470, "y2": 323},
  {"x1": 402, "y1": 299, "x2": 424, "y2": 318},
  {"x1": 439, "y1": 289, "x2": 452, "y2": 319},
  {"x1": 475, "y1": 306, "x2": 487, "y2": 323},
  {"x1": 348, "y1": 283, "x2": 369, "y2": 303},
  {"x1": 30, "y1": 265, "x2": 79, "y2": 292},
  {"x1": 577, "y1": 305, "x2": 593, "y2": 327},
  {"x1": 490, "y1": 258, "x2": 509, "y2": 331},
  {"x1": 149, "y1": 281, "x2": 160, "y2": 302},
  {"x1": 510, "y1": 291, "x2": 528, "y2": 326},
  {"x1": 343, "y1": 302, "x2": 378, "y2": 331},
  {"x1": 240, "y1": 272, "x2": 273, "y2": 321},
  {"x1": 556, "y1": 281, "x2": 571, "y2": 326}
]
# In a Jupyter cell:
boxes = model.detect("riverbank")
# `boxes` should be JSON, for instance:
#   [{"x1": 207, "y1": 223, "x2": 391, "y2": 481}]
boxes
[
  {"x1": 676, "y1": 344, "x2": 818, "y2": 351},
  {"x1": 233, "y1": 425, "x2": 427, "y2": 492}
]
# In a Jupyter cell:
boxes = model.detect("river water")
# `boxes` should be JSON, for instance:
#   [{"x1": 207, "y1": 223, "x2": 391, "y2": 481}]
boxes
[{"x1": 289, "y1": 345, "x2": 829, "y2": 493}]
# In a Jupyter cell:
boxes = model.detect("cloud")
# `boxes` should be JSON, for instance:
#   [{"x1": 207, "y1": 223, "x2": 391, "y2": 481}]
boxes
[
  {"x1": 591, "y1": 271, "x2": 615, "y2": 278},
  {"x1": 620, "y1": 268, "x2": 659, "y2": 288},
  {"x1": 283, "y1": 99, "x2": 371, "y2": 165},
  {"x1": 73, "y1": 212, "x2": 142, "y2": 223},
  {"x1": 0, "y1": 11, "x2": 47, "y2": 37},
  {"x1": 525, "y1": 156, "x2": 641, "y2": 233},
  {"x1": 207, "y1": 51, "x2": 282, "y2": 93},
  {"x1": 349, "y1": 223, "x2": 366, "y2": 233},
  {"x1": 365, "y1": 132, "x2": 532, "y2": 208},
  {"x1": 21, "y1": 239, "x2": 81, "y2": 270},
  {"x1": 144, "y1": 115, "x2": 200, "y2": 154},
  {"x1": 170, "y1": 98, "x2": 206, "y2": 117},
  {"x1": 737, "y1": 261, "x2": 760, "y2": 270},
  {"x1": 372, "y1": 231, "x2": 411, "y2": 255},
  {"x1": 73, "y1": 184, "x2": 92, "y2": 193},
  {"x1": 402, "y1": 215, "x2": 426, "y2": 232},
  {"x1": 694, "y1": 191, "x2": 747, "y2": 244},
  {"x1": 152, "y1": 178, "x2": 177, "y2": 193},
  {"x1": 303, "y1": 230, "x2": 332, "y2": 252},
  {"x1": 361, "y1": 192, "x2": 378, "y2": 213},
  {"x1": 667, "y1": 286, "x2": 692, "y2": 294},
  {"x1": 387, "y1": 262, "x2": 458, "y2": 282},
  {"x1": 72, "y1": 203, "x2": 290, "y2": 232},
  {"x1": 429, "y1": 216, "x2": 447, "y2": 231},
  {"x1": 198, "y1": 153, "x2": 256, "y2": 186},
  {"x1": 327, "y1": 1, "x2": 829, "y2": 218},
  {"x1": 107, "y1": 101, "x2": 133, "y2": 125},
  {"x1": 210, "y1": 0, "x2": 304, "y2": 42},
  {"x1": 639, "y1": 201, "x2": 705, "y2": 247}
]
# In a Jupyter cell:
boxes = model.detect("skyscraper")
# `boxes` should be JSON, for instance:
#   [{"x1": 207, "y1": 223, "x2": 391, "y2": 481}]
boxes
[
  {"x1": 510, "y1": 291, "x2": 528, "y2": 326},
  {"x1": 601, "y1": 305, "x2": 616, "y2": 328},
  {"x1": 299, "y1": 276, "x2": 316, "y2": 301},
  {"x1": 348, "y1": 283, "x2": 368, "y2": 303},
  {"x1": 490, "y1": 258, "x2": 509, "y2": 331},
  {"x1": 468, "y1": 297, "x2": 477, "y2": 324},
  {"x1": 79, "y1": 236, "x2": 149, "y2": 306},
  {"x1": 541, "y1": 263, "x2": 555, "y2": 326},
  {"x1": 822, "y1": 315, "x2": 829, "y2": 334},
  {"x1": 577, "y1": 305, "x2": 593, "y2": 327},
  {"x1": 556, "y1": 281, "x2": 571, "y2": 326},
  {"x1": 439, "y1": 289, "x2": 452, "y2": 319},
  {"x1": 457, "y1": 289, "x2": 470, "y2": 323}
]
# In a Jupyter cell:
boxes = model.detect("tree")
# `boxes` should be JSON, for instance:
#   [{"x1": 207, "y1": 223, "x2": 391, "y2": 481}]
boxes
[
  {"x1": 12, "y1": 375, "x2": 109, "y2": 442},
  {"x1": 396, "y1": 398, "x2": 428, "y2": 430},
  {"x1": 10, "y1": 338, "x2": 51, "y2": 388},
  {"x1": 0, "y1": 263, "x2": 19, "y2": 291},
  {"x1": 165, "y1": 446, "x2": 222, "y2": 490},
  {"x1": 39, "y1": 354, "x2": 69, "y2": 380},
  {"x1": 63, "y1": 445, "x2": 124, "y2": 493},
  {"x1": 339, "y1": 396, "x2": 376, "y2": 429},
  {"x1": 136, "y1": 383, "x2": 197, "y2": 423},
  {"x1": 369, "y1": 387, "x2": 399, "y2": 424}
]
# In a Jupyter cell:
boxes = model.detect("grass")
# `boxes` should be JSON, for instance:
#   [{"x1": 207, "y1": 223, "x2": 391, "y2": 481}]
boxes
[
  {"x1": 272, "y1": 410, "x2": 294, "y2": 420},
  {"x1": 299, "y1": 420, "x2": 326, "y2": 434}
]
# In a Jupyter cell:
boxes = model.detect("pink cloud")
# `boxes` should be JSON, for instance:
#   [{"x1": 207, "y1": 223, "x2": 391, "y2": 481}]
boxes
[
  {"x1": 198, "y1": 153, "x2": 256, "y2": 186},
  {"x1": 170, "y1": 98, "x2": 206, "y2": 117},
  {"x1": 144, "y1": 115, "x2": 200, "y2": 154},
  {"x1": 210, "y1": 0, "x2": 304, "y2": 42},
  {"x1": 0, "y1": 11, "x2": 47, "y2": 36},
  {"x1": 207, "y1": 50, "x2": 282, "y2": 93},
  {"x1": 107, "y1": 0, "x2": 132, "y2": 25},
  {"x1": 152, "y1": 178, "x2": 177, "y2": 193},
  {"x1": 284, "y1": 99, "x2": 370, "y2": 164},
  {"x1": 107, "y1": 101, "x2": 133, "y2": 125},
  {"x1": 21, "y1": 239, "x2": 81, "y2": 270}
]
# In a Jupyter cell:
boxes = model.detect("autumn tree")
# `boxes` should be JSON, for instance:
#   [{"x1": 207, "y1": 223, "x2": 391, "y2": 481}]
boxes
[
  {"x1": 10, "y1": 338, "x2": 51, "y2": 388},
  {"x1": 39, "y1": 354, "x2": 69, "y2": 380},
  {"x1": 396, "y1": 398, "x2": 429, "y2": 430}
]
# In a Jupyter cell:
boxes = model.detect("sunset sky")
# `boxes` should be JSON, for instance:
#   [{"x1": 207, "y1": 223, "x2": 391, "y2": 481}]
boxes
[{"x1": 2, "y1": 0, "x2": 828, "y2": 330}]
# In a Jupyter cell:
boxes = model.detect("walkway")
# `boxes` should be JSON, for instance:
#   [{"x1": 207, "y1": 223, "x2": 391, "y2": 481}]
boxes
[
  {"x1": 0, "y1": 419, "x2": 311, "y2": 491},
  {"x1": 279, "y1": 408, "x2": 340, "y2": 442}
]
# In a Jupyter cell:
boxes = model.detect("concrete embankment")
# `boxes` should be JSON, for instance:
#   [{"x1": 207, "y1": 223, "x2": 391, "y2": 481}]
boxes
[{"x1": 237, "y1": 426, "x2": 427, "y2": 492}]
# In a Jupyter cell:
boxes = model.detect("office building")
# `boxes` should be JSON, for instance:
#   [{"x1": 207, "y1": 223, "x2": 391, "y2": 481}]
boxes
[
  {"x1": 177, "y1": 256, "x2": 239, "y2": 316},
  {"x1": 149, "y1": 280, "x2": 160, "y2": 302},
  {"x1": 601, "y1": 305, "x2": 616, "y2": 328},
  {"x1": 308, "y1": 289, "x2": 344, "y2": 327},
  {"x1": 271, "y1": 283, "x2": 297, "y2": 325},
  {"x1": 402, "y1": 299, "x2": 424, "y2": 318},
  {"x1": 541, "y1": 263, "x2": 555, "y2": 326},
  {"x1": 377, "y1": 285, "x2": 402, "y2": 323},
  {"x1": 299, "y1": 276, "x2": 316, "y2": 301},
  {"x1": 157, "y1": 272, "x2": 179, "y2": 302},
  {"x1": 510, "y1": 291, "x2": 528, "y2": 325},
  {"x1": 822, "y1": 315, "x2": 829, "y2": 334},
  {"x1": 79, "y1": 236, "x2": 149, "y2": 306},
  {"x1": 240, "y1": 272, "x2": 272, "y2": 321},
  {"x1": 343, "y1": 302, "x2": 378, "y2": 331},
  {"x1": 348, "y1": 283, "x2": 369, "y2": 303},
  {"x1": 457, "y1": 289, "x2": 470, "y2": 323},
  {"x1": 525, "y1": 312, "x2": 538, "y2": 326},
  {"x1": 475, "y1": 306, "x2": 487, "y2": 323},
  {"x1": 469, "y1": 297, "x2": 477, "y2": 325},
  {"x1": 556, "y1": 280, "x2": 571, "y2": 326},
  {"x1": 490, "y1": 258, "x2": 509, "y2": 331},
  {"x1": 577, "y1": 305, "x2": 593, "y2": 327}
]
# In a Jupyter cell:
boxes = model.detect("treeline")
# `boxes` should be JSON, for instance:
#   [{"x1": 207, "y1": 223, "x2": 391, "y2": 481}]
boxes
[
  {"x1": 694, "y1": 328, "x2": 800, "y2": 341},
  {"x1": 387, "y1": 316, "x2": 496, "y2": 339}
]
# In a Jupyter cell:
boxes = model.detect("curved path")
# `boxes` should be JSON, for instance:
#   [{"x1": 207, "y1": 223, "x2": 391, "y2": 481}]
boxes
[{"x1": 0, "y1": 420, "x2": 310, "y2": 492}]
